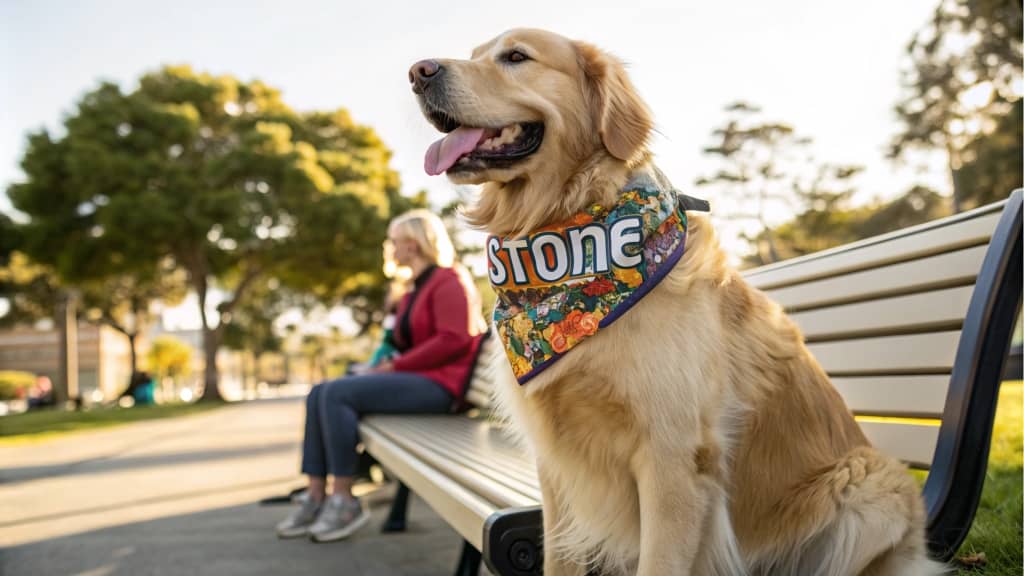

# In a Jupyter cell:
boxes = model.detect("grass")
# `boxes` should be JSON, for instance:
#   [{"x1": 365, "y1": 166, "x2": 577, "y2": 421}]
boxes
[
  {"x1": 0, "y1": 401, "x2": 224, "y2": 444},
  {"x1": 946, "y1": 380, "x2": 1023, "y2": 575}
]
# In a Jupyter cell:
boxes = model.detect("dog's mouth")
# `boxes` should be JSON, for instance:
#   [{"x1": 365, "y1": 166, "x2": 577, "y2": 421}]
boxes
[{"x1": 424, "y1": 113, "x2": 544, "y2": 176}]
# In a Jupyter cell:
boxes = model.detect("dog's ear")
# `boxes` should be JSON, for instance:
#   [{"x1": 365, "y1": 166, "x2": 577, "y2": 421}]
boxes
[{"x1": 575, "y1": 41, "x2": 653, "y2": 162}]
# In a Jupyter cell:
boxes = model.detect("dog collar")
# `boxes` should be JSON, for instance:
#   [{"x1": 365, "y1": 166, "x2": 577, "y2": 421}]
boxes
[{"x1": 489, "y1": 170, "x2": 709, "y2": 384}]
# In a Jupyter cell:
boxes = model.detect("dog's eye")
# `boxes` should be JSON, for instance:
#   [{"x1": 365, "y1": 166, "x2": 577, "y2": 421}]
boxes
[{"x1": 503, "y1": 50, "x2": 529, "y2": 64}]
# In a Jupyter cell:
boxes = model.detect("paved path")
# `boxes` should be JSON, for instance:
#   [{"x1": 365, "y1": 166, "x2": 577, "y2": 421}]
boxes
[{"x1": 0, "y1": 397, "x2": 478, "y2": 575}]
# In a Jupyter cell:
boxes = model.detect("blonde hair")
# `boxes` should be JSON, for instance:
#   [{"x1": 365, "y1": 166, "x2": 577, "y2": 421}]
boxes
[
  {"x1": 385, "y1": 209, "x2": 457, "y2": 278},
  {"x1": 383, "y1": 209, "x2": 487, "y2": 333}
]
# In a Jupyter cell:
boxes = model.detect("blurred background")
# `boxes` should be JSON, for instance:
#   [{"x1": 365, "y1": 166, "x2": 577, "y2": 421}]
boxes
[{"x1": 0, "y1": 0, "x2": 1020, "y2": 407}]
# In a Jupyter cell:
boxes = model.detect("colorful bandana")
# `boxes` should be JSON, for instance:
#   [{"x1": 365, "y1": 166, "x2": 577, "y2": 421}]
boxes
[{"x1": 488, "y1": 169, "x2": 709, "y2": 384}]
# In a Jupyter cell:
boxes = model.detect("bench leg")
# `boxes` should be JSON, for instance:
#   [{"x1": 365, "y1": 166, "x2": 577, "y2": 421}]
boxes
[
  {"x1": 454, "y1": 540, "x2": 481, "y2": 576},
  {"x1": 382, "y1": 482, "x2": 410, "y2": 532}
]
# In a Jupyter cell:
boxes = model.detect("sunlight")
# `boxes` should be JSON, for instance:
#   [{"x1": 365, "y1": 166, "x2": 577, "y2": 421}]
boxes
[{"x1": 959, "y1": 81, "x2": 994, "y2": 111}]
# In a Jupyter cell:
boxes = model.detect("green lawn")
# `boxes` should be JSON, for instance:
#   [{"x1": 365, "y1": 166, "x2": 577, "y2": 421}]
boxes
[
  {"x1": 948, "y1": 380, "x2": 1023, "y2": 575},
  {"x1": 0, "y1": 401, "x2": 224, "y2": 444}
]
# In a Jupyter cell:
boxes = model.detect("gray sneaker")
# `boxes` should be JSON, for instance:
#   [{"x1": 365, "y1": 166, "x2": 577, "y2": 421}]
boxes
[
  {"x1": 275, "y1": 492, "x2": 323, "y2": 538},
  {"x1": 308, "y1": 495, "x2": 370, "y2": 543}
]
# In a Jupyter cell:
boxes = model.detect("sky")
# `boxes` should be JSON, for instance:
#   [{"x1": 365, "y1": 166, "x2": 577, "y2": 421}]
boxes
[{"x1": 0, "y1": 0, "x2": 949, "y2": 329}]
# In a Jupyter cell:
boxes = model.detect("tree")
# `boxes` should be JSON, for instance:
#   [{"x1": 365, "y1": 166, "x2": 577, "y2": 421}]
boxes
[
  {"x1": 79, "y1": 261, "x2": 188, "y2": 394},
  {"x1": 0, "y1": 212, "x2": 15, "y2": 268},
  {"x1": 955, "y1": 97, "x2": 1023, "y2": 208},
  {"x1": 8, "y1": 106, "x2": 193, "y2": 394},
  {"x1": 146, "y1": 335, "x2": 192, "y2": 392},
  {"x1": 696, "y1": 102, "x2": 814, "y2": 264},
  {"x1": 0, "y1": 249, "x2": 186, "y2": 395},
  {"x1": 890, "y1": 0, "x2": 1023, "y2": 212},
  {"x1": 0, "y1": 252, "x2": 63, "y2": 328},
  {"x1": 855, "y1": 185, "x2": 951, "y2": 239},
  {"x1": 740, "y1": 164, "x2": 866, "y2": 267},
  {"x1": 8, "y1": 66, "x2": 415, "y2": 401},
  {"x1": 222, "y1": 277, "x2": 288, "y2": 389},
  {"x1": 742, "y1": 184, "x2": 951, "y2": 267}
]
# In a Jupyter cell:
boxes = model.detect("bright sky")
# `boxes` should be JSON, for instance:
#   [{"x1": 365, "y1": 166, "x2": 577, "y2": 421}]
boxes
[{"x1": 0, "y1": 0, "x2": 949, "y2": 328}]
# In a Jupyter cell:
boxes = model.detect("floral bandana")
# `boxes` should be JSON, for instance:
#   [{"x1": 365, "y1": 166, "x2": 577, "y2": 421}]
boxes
[{"x1": 488, "y1": 169, "x2": 709, "y2": 384}]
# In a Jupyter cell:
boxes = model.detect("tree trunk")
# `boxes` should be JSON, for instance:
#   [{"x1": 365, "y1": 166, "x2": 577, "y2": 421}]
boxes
[
  {"x1": 764, "y1": 230, "x2": 780, "y2": 264},
  {"x1": 200, "y1": 327, "x2": 224, "y2": 402},
  {"x1": 951, "y1": 166, "x2": 964, "y2": 214},
  {"x1": 948, "y1": 143, "x2": 963, "y2": 214},
  {"x1": 57, "y1": 292, "x2": 79, "y2": 407},
  {"x1": 185, "y1": 250, "x2": 261, "y2": 403},
  {"x1": 128, "y1": 333, "x2": 138, "y2": 381},
  {"x1": 186, "y1": 250, "x2": 223, "y2": 403},
  {"x1": 253, "y1": 351, "x2": 263, "y2": 385},
  {"x1": 119, "y1": 333, "x2": 141, "y2": 399},
  {"x1": 245, "y1": 351, "x2": 256, "y2": 397}
]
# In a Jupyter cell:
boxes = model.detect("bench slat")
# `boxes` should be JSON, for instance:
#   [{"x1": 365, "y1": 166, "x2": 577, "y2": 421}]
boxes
[
  {"x1": 396, "y1": 418, "x2": 541, "y2": 483},
  {"x1": 369, "y1": 416, "x2": 540, "y2": 489},
  {"x1": 377, "y1": 418, "x2": 541, "y2": 501},
  {"x1": 857, "y1": 420, "x2": 940, "y2": 469},
  {"x1": 465, "y1": 389, "x2": 491, "y2": 408},
  {"x1": 359, "y1": 423, "x2": 495, "y2": 549},
  {"x1": 465, "y1": 336, "x2": 499, "y2": 406},
  {"x1": 745, "y1": 208, "x2": 1002, "y2": 290},
  {"x1": 382, "y1": 428, "x2": 539, "y2": 509},
  {"x1": 470, "y1": 369, "x2": 495, "y2": 390},
  {"x1": 791, "y1": 286, "x2": 974, "y2": 342},
  {"x1": 833, "y1": 375, "x2": 950, "y2": 418},
  {"x1": 762, "y1": 245, "x2": 987, "y2": 312},
  {"x1": 807, "y1": 331, "x2": 961, "y2": 376}
]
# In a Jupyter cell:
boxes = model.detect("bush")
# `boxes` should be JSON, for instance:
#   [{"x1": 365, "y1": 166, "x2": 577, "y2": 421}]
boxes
[{"x1": 0, "y1": 371, "x2": 36, "y2": 400}]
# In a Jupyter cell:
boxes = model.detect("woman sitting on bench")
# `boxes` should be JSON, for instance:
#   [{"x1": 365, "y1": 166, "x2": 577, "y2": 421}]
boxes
[{"x1": 276, "y1": 209, "x2": 487, "y2": 542}]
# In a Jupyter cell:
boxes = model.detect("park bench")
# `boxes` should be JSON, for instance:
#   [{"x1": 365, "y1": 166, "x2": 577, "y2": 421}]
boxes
[{"x1": 358, "y1": 189, "x2": 1022, "y2": 576}]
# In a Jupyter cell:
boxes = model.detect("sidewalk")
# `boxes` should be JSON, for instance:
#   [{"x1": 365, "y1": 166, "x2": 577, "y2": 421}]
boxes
[{"x1": 0, "y1": 397, "x2": 482, "y2": 575}]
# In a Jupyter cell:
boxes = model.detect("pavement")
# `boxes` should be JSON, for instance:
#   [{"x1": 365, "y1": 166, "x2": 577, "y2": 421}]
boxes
[{"x1": 0, "y1": 395, "x2": 483, "y2": 575}]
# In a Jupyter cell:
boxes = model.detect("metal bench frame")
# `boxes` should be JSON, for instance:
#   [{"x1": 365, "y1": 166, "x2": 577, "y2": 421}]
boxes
[{"x1": 923, "y1": 189, "x2": 1022, "y2": 558}]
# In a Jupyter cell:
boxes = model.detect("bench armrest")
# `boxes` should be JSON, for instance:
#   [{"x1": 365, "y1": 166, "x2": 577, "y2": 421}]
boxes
[{"x1": 483, "y1": 506, "x2": 544, "y2": 576}]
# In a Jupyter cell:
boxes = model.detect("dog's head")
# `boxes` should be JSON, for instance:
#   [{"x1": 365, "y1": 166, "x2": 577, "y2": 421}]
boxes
[{"x1": 411, "y1": 28, "x2": 653, "y2": 236}]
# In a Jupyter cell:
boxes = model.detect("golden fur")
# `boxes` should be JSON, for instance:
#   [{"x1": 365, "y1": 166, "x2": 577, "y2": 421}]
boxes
[{"x1": 415, "y1": 28, "x2": 945, "y2": 576}]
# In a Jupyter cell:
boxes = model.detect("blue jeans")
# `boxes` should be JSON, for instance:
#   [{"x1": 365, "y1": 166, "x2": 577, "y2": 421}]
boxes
[{"x1": 301, "y1": 372, "x2": 453, "y2": 478}]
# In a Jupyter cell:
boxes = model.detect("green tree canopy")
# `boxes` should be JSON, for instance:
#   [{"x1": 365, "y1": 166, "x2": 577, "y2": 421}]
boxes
[
  {"x1": 222, "y1": 276, "x2": 288, "y2": 363},
  {"x1": 8, "y1": 65, "x2": 419, "y2": 400},
  {"x1": 955, "y1": 98, "x2": 1023, "y2": 208},
  {"x1": 0, "y1": 252, "x2": 63, "y2": 328},
  {"x1": 890, "y1": 0, "x2": 1022, "y2": 211},
  {"x1": 78, "y1": 260, "x2": 189, "y2": 391}
]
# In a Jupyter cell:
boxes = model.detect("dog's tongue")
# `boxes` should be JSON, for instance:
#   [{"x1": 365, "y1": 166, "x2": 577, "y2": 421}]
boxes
[{"x1": 424, "y1": 127, "x2": 485, "y2": 176}]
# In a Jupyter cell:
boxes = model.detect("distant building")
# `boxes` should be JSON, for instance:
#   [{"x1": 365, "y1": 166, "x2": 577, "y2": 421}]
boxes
[
  {"x1": 0, "y1": 324, "x2": 132, "y2": 401},
  {"x1": 0, "y1": 322, "x2": 251, "y2": 402}
]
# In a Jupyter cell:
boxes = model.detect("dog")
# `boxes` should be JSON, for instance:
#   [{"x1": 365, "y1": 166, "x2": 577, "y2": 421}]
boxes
[{"x1": 411, "y1": 28, "x2": 945, "y2": 576}]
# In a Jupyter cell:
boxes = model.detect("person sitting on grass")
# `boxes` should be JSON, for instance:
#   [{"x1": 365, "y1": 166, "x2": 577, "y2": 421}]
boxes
[{"x1": 276, "y1": 209, "x2": 487, "y2": 542}]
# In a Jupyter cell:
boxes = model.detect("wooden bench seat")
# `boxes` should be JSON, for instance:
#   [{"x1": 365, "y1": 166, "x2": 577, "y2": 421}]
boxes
[{"x1": 359, "y1": 189, "x2": 1022, "y2": 576}]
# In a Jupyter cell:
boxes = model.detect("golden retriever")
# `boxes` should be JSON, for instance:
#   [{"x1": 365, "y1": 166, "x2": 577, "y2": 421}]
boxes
[{"x1": 411, "y1": 28, "x2": 945, "y2": 576}]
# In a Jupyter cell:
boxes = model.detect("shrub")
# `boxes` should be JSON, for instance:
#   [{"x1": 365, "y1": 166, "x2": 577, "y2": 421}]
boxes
[{"x1": 0, "y1": 371, "x2": 37, "y2": 400}]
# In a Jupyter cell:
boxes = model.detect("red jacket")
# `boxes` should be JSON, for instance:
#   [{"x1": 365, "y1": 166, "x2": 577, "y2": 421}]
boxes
[{"x1": 391, "y1": 266, "x2": 485, "y2": 399}]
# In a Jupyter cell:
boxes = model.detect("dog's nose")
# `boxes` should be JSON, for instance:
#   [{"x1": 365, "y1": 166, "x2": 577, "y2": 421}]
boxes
[{"x1": 409, "y1": 59, "x2": 443, "y2": 94}]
